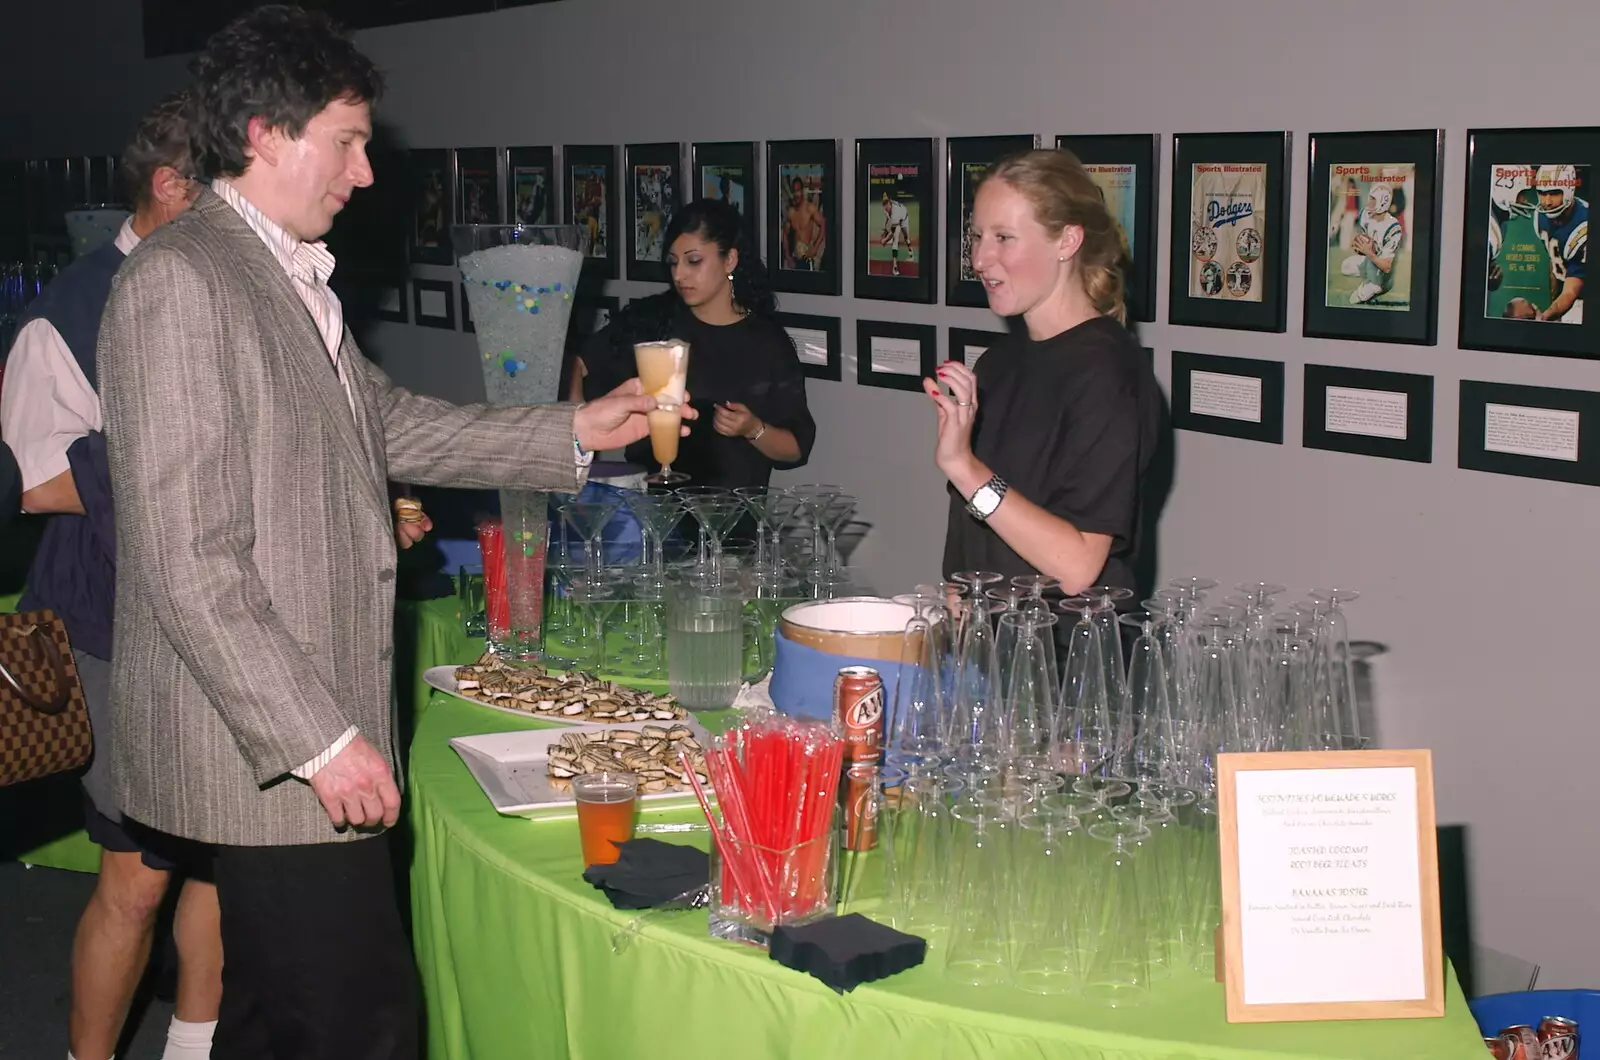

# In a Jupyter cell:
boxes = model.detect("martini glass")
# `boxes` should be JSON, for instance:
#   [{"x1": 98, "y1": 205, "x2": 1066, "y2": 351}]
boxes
[
  {"x1": 568, "y1": 572, "x2": 625, "y2": 675},
  {"x1": 558, "y1": 497, "x2": 621, "y2": 588},
  {"x1": 734, "y1": 486, "x2": 794, "y2": 580},
  {"x1": 678, "y1": 488, "x2": 746, "y2": 583},
  {"x1": 816, "y1": 493, "x2": 858, "y2": 577},
  {"x1": 789, "y1": 484, "x2": 844, "y2": 578},
  {"x1": 623, "y1": 490, "x2": 686, "y2": 584}
]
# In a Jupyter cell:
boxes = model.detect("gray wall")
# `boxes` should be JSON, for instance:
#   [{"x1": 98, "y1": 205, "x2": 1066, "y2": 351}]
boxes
[{"x1": 9, "y1": 0, "x2": 1599, "y2": 987}]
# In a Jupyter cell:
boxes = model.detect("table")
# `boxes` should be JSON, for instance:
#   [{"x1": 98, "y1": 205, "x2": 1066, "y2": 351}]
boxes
[{"x1": 408, "y1": 692, "x2": 1487, "y2": 1060}]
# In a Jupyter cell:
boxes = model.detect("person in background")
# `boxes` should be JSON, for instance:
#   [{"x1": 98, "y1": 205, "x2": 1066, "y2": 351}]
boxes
[
  {"x1": 99, "y1": 8, "x2": 687, "y2": 1058},
  {"x1": 576, "y1": 198, "x2": 815, "y2": 490},
  {"x1": 0, "y1": 90, "x2": 225, "y2": 1060},
  {"x1": 926, "y1": 149, "x2": 1160, "y2": 599}
]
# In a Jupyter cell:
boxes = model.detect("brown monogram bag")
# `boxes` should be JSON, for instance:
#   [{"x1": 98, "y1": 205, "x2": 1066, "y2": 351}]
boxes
[{"x1": 0, "y1": 609, "x2": 92, "y2": 787}]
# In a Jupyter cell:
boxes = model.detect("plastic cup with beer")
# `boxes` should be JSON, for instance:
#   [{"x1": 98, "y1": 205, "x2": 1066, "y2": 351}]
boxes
[
  {"x1": 573, "y1": 771, "x2": 639, "y2": 867},
  {"x1": 633, "y1": 339, "x2": 690, "y2": 484}
]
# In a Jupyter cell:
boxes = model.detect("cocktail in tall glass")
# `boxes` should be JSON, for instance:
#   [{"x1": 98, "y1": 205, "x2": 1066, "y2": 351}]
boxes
[{"x1": 633, "y1": 339, "x2": 690, "y2": 484}]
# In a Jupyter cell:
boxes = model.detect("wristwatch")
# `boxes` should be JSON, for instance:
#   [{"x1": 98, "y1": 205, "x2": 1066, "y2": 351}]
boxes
[{"x1": 965, "y1": 475, "x2": 1008, "y2": 521}]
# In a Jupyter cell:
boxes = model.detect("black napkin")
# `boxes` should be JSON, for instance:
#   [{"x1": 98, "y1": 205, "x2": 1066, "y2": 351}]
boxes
[
  {"x1": 768, "y1": 914, "x2": 927, "y2": 993},
  {"x1": 582, "y1": 838, "x2": 709, "y2": 910}
]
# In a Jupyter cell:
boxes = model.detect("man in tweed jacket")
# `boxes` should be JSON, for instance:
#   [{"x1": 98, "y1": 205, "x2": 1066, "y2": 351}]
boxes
[{"x1": 98, "y1": 8, "x2": 690, "y2": 1059}]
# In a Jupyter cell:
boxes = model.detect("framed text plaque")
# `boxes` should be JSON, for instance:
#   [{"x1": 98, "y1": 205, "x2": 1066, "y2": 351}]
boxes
[{"x1": 1218, "y1": 750, "x2": 1444, "y2": 1024}]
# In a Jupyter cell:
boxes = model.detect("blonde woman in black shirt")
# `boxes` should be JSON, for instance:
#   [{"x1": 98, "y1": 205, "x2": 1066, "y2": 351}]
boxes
[{"x1": 926, "y1": 150, "x2": 1160, "y2": 597}]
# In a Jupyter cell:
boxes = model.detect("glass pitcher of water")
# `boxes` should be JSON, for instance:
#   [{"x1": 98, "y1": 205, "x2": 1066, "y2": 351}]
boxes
[{"x1": 667, "y1": 579, "x2": 764, "y2": 710}]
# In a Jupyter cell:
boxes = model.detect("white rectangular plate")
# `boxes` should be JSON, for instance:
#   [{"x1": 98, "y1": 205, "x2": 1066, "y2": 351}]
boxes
[{"x1": 449, "y1": 723, "x2": 712, "y2": 822}]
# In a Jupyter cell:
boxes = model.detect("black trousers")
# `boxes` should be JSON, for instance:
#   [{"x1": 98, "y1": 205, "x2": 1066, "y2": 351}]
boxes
[{"x1": 210, "y1": 832, "x2": 418, "y2": 1060}]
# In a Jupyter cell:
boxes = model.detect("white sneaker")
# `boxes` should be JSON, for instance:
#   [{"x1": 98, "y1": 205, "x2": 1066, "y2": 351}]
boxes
[
  {"x1": 1349, "y1": 282, "x2": 1384, "y2": 304},
  {"x1": 1339, "y1": 255, "x2": 1363, "y2": 277}
]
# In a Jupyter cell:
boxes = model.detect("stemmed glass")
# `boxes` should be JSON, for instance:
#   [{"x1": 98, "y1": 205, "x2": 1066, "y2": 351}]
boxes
[
  {"x1": 788, "y1": 484, "x2": 844, "y2": 576},
  {"x1": 815, "y1": 493, "x2": 858, "y2": 576},
  {"x1": 676, "y1": 487, "x2": 744, "y2": 580},
  {"x1": 623, "y1": 490, "x2": 686, "y2": 584},
  {"x1": 1010, "y1": 574, "x2": 1060, "y2": 603},
  {"x1": 567, "y1": 572, "x2": 624, "y2": 675},
  {"x1": 633, "y1": 339, "x2": 690, "y2": 485},
  {"x1": 734, "y1": 486, "x2": 795, "y2": 580},
  {"x1": 1309, "y1": 588, "x2": 1363, "y2": 750},
  {"x1": 558, "y1": 496, "x2": 621, "y2": 589}
]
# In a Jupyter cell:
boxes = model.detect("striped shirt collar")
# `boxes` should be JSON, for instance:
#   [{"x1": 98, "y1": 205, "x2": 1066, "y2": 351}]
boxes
[{"x1": 211, "y1": 178, "x2": 337, "y2": 286}]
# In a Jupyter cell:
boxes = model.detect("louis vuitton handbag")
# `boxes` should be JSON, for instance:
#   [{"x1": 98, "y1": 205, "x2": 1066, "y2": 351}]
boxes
[{"x1": 0, "y1": 609, "x2": 92, "y2": 787}]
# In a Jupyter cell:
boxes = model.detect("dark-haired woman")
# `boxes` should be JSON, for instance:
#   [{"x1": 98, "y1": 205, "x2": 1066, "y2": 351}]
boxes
[{"x1": 577, "y1": 200, "x2": 815, "y2": 489}]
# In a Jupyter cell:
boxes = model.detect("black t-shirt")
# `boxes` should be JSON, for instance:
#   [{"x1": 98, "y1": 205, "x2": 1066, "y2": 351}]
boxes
[
  {"x1": 942, "y1": 315, "x2": 1160, "y2": 595},
  {"x1": 581, "y1": 308, "x2": 817, "y2": 489}
]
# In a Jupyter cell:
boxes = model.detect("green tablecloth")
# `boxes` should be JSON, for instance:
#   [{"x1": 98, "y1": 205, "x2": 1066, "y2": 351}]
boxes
[{"x1": 408, "y1": 693, "x2": 1486, "y2": 1060}]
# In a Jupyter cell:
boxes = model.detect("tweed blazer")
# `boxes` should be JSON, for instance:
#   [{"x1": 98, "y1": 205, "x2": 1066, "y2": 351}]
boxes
[{"x1": 100, "y1": 189, "x2": 584, "y2": 846}]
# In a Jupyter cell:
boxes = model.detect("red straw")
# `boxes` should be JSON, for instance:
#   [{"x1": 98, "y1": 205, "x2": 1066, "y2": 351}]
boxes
[
  {"x1": 686, "y1": 717, "x2": 845, "y2": 926},
  {"x1": 476, "y1": 519, "x2": 509, "y2": 641}
]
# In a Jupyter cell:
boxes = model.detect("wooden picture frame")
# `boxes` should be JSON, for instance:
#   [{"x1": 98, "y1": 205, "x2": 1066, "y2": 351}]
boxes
[
  {"x1": 1056, "y1": 133, "x2": 1159, "y2": 322},
  {"x1": 1171, "y1": 350, "x2": 1284, "y2": 444},
  {"x1": 564, "y1": 144, "x2": 619, "y2": 281},
  {"x1": 1304, "y1": 130, "x2": 1444, "y2": 345},
  {"x1": 454, "y1": 147, "x2": 501, "y2": 226},
  {"x1": 691, "y1": 140, "x2": 759, "y2": 249},
  {"x1": 773, "y1": 311, "x2": 841, "y2": 382},
  {"x1": 1218, "y1": 749, "x2": 1444, "y2": 1023},
  {"x1": 856, "y1": 319, "x2": 935, "y2": 392},
  {"x1": 411, "y1": 278, "x2": 456, "y2": 330},
  {"x1": 1169, "y1": 131, "x2": 1291, "y2": 332},
  {"x1": 407, "y1": 148, "x2": 454, "y2": 265},
  {"x1": 1303, "y1": 364, "x2": 1433, "y2": 464},
  {"x1": 505, "y1": 145, "x2": 556, "y2": 226},
  {"x1": 947, "y1": 326, "x2": 1005, "y2": 371},
  {"x1": 1458, "y1": 127, "x2": 1600, "y2": 359},
  {"x1": 1458, "y1": 379, "x2": 1600, "y2": 486},
  {"x1": 624, "y1": 142, "x2": 682, "y2": 283},
  {"x1": 767, "y1": 139, "x2": 842, "y2": 296},
  {"x1": 945, "y1": 134, "x2": 1039, "y2": 307},
  {"x1": 854, "y1": 137, "x2": 938, "y2": 304}
]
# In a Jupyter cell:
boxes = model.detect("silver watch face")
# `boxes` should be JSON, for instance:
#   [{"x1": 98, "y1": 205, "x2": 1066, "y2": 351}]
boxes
[{"x1": 972, "y1": 485, "x2": 1001, "y2": 515}]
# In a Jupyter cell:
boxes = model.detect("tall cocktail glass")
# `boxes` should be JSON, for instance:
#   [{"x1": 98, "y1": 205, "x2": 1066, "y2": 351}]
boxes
[{"x1": 634, "y1": 340, "x2": 690, "y2": 484}]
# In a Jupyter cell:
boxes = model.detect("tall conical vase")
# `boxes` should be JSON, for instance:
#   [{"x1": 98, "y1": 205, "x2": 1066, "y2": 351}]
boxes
[{"x1": 453, "y1": 223, "x2": 589, "y2": 661}]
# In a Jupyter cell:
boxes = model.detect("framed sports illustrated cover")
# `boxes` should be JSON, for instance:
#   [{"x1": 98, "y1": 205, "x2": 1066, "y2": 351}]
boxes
[
  {"x1": 506, "y1": 145, "x2": 555, "y2": 226},
  {"x1": 691, "y1": 141, "x2": 759, "y2": 248},
  {"x1": 1304, "y1": 130, "x2": 1444, "y2": 345},
  {"x1": 766, "y1": 139, "x2": 841, "y2": 296},
  {"x1": 1459, "y1": 127, "x2": 1600, "y2": 359},
  {"x1": 1056, "y1": 134, "x2": 1159, "y2": 322},
  {"x1": 454, "y1": 147, "x2": 501, "y2": 226},
  {"x1": 773, "y1": 311, "x2": 842, "y2": 382},
  {"x1": 564, "y1": 144, "x2": 619, "y2": 281},
  {"x1": 857, "y1": 319, "x2": 935, "y2": 392},
  {"x1": 625, "y1": 142, "x2": 681, "y2": 284},
  {"x1": 945, "y1": 134, "x2": 1039, "y2": 307},
  {"x1": 407, "y1": 148, "x2": 454, "y2": 265},
  {"x1": 1169, "y1": 132, "x2": 1291, "y2": 332},
  {"x1": 854, "y1": 137, "x2": 938, "y2": 304}
]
